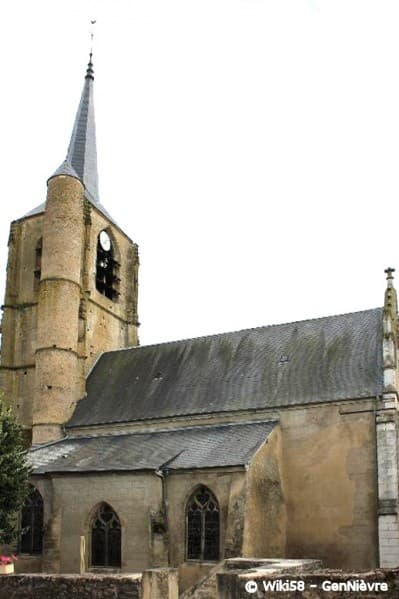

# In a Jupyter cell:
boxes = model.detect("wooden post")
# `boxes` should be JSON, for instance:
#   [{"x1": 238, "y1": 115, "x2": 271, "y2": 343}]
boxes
[{"x1": 80, "y1": 536, "x2": 86, "y2": 574}]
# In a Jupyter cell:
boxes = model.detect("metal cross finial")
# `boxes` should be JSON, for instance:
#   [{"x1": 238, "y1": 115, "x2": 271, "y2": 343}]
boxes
[{"x1": 385, "y1": 267, "x2": 395, "y2": 280}]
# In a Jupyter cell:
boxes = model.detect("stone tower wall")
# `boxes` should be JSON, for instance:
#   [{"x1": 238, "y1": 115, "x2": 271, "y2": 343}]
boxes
[
  {"x1": 33, "y1": 175, "x2": 85, "y2": 443},
  {"x1": 79, "y1": 203, "x2": 139, "y2": 374},
  {"x1": 1, "y1": 176, "x2": 139, "y2": 443},
  {"x1": 0, "y1": 214, "x2": 43, "y2": 430}
]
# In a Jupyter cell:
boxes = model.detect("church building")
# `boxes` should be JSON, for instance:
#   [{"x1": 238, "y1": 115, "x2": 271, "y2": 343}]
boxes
[{"x1": 1, "y1": 54, "x2": 399, "y2": 591}]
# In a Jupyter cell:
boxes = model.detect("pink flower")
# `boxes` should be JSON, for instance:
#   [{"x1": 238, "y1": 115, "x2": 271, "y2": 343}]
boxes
[{"x1": 0, "y1": 554, "x2": 17, "y2": 564}]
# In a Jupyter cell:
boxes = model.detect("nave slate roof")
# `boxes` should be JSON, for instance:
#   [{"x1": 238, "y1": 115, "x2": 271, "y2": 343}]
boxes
[
  {"x1": 31, "y1": 421, "x2": 276, "y2": 473},
  {"x1": 68, "y1": 308, "x2": 383, "y2": 429}
]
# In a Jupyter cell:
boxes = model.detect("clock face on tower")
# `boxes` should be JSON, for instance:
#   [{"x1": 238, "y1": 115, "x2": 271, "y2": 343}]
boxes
[{"x1": 99, "y1": 230, "x2": 111, "y2": 252}]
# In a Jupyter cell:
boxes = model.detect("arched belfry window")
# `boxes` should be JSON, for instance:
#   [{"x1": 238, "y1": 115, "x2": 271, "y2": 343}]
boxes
[
  {"x1": 19, "y1": 486, "x2": 43, "y2": 555},
  {"x1": 91, "y1": 503, "x2": 121, "y2": 568},
  {"x1": 96, "y1": 230, "x2": 120, "y2": 300},
  {"x1": 186, "y1": 486, "x2": 220, "y2": 561}
]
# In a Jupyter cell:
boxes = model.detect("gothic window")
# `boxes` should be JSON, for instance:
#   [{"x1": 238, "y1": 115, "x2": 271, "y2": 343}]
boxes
[
  {"x1": 33, "y1": 237, "x2": 42, "y2": 292},
  {"x1": 95, "y1": 230, "x2": 120, "y2": 300},
  {"x1": 90, "y1": 503, "x2": 121, "y2": 568},
  {"x1": 186, "y1": 486, "x2": 220, "y2": 561},
  {"x1": 19, "y1": 486, "x2": 43, "y2": 555}
]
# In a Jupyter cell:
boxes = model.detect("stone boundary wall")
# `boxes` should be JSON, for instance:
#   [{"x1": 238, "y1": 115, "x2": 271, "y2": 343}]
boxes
[
  {"x1": 217, "y1": 561, "x2": 399, "y2": 598},
  {"x1": 0, "y1": 569, "x2": 178, "y2": 599},
  {"x1": 0, "y1": 573, "x2": 141, "y2": 599}
]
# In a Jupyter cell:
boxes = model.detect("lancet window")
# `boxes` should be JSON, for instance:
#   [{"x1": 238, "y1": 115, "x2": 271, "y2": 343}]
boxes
[
  {"x1": 91, "y1": 503, "x2": 121, "y2": 568},
  {"x1": 186, "y1": 486, "x2": 220, "y2": 561},
  {"x1": 19, "y1": 486, "x2": 43, "y2": 555}
]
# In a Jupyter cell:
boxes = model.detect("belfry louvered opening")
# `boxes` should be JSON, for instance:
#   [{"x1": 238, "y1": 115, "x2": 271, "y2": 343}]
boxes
[{"x1": 95, "y1": 230, "x2": 120, "y2": 300}]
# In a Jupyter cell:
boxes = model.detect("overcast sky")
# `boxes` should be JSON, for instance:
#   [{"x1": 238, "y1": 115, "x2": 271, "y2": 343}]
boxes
[{"x1": 1, "y1": 0, "x2": 399, "y2": 346}]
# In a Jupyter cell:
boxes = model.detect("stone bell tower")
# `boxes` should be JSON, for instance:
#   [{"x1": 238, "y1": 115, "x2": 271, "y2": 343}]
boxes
[{"x1": 0, "y1": 54, "x2": 139, "y2": 444}]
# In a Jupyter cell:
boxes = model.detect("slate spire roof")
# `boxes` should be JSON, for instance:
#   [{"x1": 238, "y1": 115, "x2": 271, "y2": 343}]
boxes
[
  {"x1": 50, "y1": 52, "x2": 99, "y2": 203},
  {"x1": 23, "y1": 54, "x2": 120, "y2": 226}
]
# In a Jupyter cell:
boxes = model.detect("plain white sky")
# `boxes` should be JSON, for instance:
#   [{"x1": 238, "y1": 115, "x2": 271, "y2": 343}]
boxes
[{"x1": 1, "y1": 0, "x2": 399, "y2": 346}]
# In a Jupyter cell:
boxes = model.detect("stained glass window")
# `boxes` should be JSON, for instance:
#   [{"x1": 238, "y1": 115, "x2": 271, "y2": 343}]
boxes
[
  {"x1": 186, "y1": 486, "x2": 219, "y2": 561},
  {"x1": 91, "y1": 503, "x2": 121, "y2": 568},
  {"x1": 20, "y1": 486, "x2": 43, "y2": 555}
]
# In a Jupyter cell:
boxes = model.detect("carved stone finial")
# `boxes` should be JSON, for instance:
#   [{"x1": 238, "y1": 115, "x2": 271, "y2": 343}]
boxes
[
  {"x1": 383, "y1": 267, "x2": 399, "y2": 394},
  {"x1": 384, "y1": 267, "x2": 398, "y2": 328}
]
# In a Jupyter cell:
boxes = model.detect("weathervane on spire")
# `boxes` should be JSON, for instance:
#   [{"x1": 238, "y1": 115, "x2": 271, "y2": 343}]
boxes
[
  {"x1": 86, "y1": 19, "x2": 96, "y2": 80},
  {"x1": 90, "y1": 19, "x2": 96, "y2": 54}
]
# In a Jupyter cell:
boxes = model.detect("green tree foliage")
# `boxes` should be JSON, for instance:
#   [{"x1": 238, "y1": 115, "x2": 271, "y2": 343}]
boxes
[{"x1": 0, "y1": 398, "x2": 32, "y2": 545}]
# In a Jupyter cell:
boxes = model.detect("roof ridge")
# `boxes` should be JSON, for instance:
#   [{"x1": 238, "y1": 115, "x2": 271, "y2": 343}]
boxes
[{"x1": 103, "y1": 306, "x2": 383, "y2": 355}]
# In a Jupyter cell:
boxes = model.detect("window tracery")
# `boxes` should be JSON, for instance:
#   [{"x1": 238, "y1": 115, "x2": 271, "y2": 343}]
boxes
[
  {"x1": 91, "y1": 503, "x2": 121, "y2": 568},
  {"x1": 186, "y1": 486, "x2": 219, "y2": 561},
  {"x1": 19, "y1": 486, "x2": 43, "y2": 555}
]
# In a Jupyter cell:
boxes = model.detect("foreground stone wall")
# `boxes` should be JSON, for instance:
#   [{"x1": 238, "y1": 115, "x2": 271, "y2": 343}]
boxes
[
  {"x1": 0, "y1": 569, "x2": 178, "y2": 599},
  {"x1": 217, "y1": 559, "x2": 399, "y2": 598},
  {"x1": 0, "y1": 574, "x2": 141, "y2": 599}
]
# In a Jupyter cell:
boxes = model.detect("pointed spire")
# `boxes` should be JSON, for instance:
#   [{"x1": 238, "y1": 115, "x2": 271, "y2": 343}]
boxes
[{"x1": 49, "y1": 52, "x2": 100, "y2": 203}]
